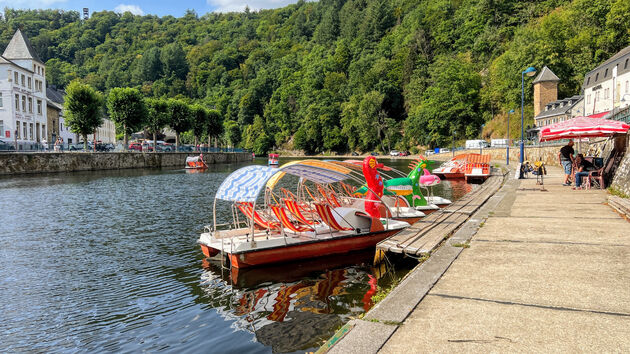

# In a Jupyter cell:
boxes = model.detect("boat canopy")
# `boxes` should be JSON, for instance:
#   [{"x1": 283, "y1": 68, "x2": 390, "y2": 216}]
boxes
[
  {"x1": 266, "y1": 160, "x2": 352, "y2": 190},
  {"x1": 215, "y1": 165, "x2": 278, "y2": 202},
  {"x1": 216, "y1": 161, "x2": 353, "y2": 202}
]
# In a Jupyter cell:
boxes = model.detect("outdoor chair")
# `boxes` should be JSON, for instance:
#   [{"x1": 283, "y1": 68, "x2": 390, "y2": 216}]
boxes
[{"x1": 588, "y1": 150, "x2": 619, "y2": 189}]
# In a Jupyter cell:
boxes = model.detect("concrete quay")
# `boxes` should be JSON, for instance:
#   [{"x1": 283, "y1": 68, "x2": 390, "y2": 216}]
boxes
[{"x1": 326, "y1": 165, "x2": 630, "y2": 353}]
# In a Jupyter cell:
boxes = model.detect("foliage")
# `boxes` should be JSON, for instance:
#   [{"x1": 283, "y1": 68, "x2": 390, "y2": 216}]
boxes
[
  {"x1": 63, "y1": 80, "x2": 103, "y2": 147},
  {"x1": 106, "y1": 87, "x2": 147, "y2": 144},
  {"x1": 2, "y1": 0, "x2": 627, "y2": 153}
]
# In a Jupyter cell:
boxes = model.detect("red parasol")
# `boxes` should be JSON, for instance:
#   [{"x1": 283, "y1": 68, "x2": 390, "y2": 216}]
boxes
[{"x1": 539, "y1": 116, "x2": 630, "y2": 142}]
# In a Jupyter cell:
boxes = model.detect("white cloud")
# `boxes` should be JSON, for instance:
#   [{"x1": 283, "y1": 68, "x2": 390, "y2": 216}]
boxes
[
  {"x1": 208, "y1": 0, "x2": 300, "y2": 13},
  {"x1": 114, "y1": 4, "x2": 144, "y2": 16},
  {"x1": 0, "y1": 0, "x2": 67, "y2": 8}
]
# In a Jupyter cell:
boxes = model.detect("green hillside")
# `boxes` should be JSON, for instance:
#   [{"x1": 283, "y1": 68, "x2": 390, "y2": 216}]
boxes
[{"x1": 1, "y1": 0, "x2": 628, "y2": 154}]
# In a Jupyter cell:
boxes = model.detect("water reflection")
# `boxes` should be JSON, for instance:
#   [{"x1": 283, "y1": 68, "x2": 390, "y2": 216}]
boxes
[{"x1": 198, "y1": 250, "x2": 404, "y2": 353}]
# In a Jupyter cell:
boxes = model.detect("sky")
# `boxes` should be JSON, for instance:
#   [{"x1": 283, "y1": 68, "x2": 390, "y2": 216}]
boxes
[{"x1": 0, "y1": 0, "x2": 303, "y2": 17}]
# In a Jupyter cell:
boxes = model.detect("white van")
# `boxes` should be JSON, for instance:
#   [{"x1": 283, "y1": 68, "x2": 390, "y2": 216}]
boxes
[{"x1": 465, "y1": 140, "x2": 489, "y2": 149}]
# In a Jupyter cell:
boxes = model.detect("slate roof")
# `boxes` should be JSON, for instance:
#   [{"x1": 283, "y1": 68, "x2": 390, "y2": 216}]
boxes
[
  {"x1": 46, "y1": 86, "x2": 65, "y2": 105},
  {"x1": 583, "y1": 45, "x2": 630, "y2": 90},
  {"x1": 2, "y1": 29, "x2": 43, "y2": 63},
  {"x1": 535, "y1": 95, "x2": 583, "y2": 119},
  {"x1": 532, "y1": 66, "x2": 560, "y2": 84}
]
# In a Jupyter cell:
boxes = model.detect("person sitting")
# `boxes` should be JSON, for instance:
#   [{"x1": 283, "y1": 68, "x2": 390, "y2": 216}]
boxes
[{"x1": 573, "y1": 154, "x2": 595, "y2": 189}]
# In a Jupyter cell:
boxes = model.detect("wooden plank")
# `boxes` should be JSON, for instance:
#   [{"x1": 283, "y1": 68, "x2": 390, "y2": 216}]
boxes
[{"x1": 377, "y1": 172, "x2": 504, "y2": 256}]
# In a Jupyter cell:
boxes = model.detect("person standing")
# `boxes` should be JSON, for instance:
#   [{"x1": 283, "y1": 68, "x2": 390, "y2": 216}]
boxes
[{"x1": 558, "y1": 139, "x2": 574, "y2": 186}]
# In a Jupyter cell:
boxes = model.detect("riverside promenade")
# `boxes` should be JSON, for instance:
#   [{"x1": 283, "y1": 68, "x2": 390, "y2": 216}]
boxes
[{"x1": 327, "y1": 165, "x2": 630, "y2": 353}]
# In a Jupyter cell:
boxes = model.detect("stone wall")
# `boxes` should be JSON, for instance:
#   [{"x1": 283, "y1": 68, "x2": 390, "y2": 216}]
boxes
[
  {"x1": 611, "y1": 136, "x2": 630, "y2": 196},
  {"x1": 0, "y1": 152, "x2": 252, "y2": 175}
]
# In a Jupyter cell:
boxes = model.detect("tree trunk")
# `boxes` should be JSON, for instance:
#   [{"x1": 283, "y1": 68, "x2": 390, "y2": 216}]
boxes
[
  {"x1": 124, "y1": 123, "x2": 128, "y2": 151},
  {"x1": 214, "y1": 137, "x2": 217, "y2": 148},
  {"x1": 195, "y1": 136, "x2": 199, "y2": 152},
  {"x1": 83, "y1": 134, "x2": 88, "y2": 150},
  {"x1": 153, "y1": 131, "x2": 157, "y2": 153},
  {"x1": 208, "y1": 135, "x2": 212, "y2": 151},
  {"x1": 175, "y1": 132, "x2": 180, "y2": 151}
]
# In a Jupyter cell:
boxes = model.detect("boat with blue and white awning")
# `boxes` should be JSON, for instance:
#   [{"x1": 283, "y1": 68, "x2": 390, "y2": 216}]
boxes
[{"x1": 199, "y1": 158, "x2": 418, "y2": 268}]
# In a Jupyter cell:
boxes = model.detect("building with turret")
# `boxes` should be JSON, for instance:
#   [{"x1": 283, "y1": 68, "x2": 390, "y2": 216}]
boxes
[
  {"x1": 533, "y1": 66, "x2": 583, "y2": 128},
  {"x1": 0, "y1": 29, "x2": 47, "y2": 149}
]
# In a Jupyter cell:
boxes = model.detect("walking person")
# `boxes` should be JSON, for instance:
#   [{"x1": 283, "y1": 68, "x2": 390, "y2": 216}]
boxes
[{"x1": 558, "y1": 139, "x2": 574, "y2": 186}]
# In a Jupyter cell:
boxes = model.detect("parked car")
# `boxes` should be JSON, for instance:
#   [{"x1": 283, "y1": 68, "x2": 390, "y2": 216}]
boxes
[
  {"x1": 0, "y1": 139, "x2": 15, "y2": 151},
  {"x1": 398, "y1": 151, "x2": 409, "y2": 156},
  {"x1": 389, "y1": 150, "x2": 400, "y2": 156},
  {"x1": 370, "y1": 151, "x2": 379, "y2": 156},
  {"x1": 351, "y1": 151, "x2": 359, "y2": 156},
  {"x1": 129, "y1": 142, "x2": 143, "y2": 151},
  {"x1": 96, "y1": 143, "x2": 114, "y2": 152},
  {"x1": 178, "y1": 145, "x2": 194, "y2": 152}
]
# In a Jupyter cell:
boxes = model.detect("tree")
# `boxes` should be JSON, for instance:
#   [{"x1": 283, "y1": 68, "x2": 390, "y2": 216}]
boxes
[
  {"x1": 223, "y1": 120, "x2": 241, "y2": 148},
  {"x1": 106, "y1": 87, "x2": 148, "y2": 150},
  {"x1": 133, "y1": 47, "x2": 162, "y2": 83},
  {"x1": 64, "y1": 80, "x2": 103, "y2": 150},
  {"x1": 145, "y1": 98, "x2": 170, "y2": 153},
  {"x1": 160, "y1": 43, "x2": 189, "y2": 80},
  {"x1": 167, "y1": 99, "x2": 192, "y2": 150},
  {"x1": 206, "y1": 109, "x2": 223, "y2": 148},
  {"x1": 191, "y1": 104, "x2": 208, "y2": 151}
]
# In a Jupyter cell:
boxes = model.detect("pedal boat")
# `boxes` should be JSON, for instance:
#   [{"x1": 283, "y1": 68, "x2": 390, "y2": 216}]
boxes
[{"x1": 198, "y1": 161, "x2": 411, "y2": 268}]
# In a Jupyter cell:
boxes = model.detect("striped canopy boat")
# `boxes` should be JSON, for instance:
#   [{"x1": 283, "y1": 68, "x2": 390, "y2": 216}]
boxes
[{"x1": 198, "y1": 158, "x2": 413, "y2": 268}]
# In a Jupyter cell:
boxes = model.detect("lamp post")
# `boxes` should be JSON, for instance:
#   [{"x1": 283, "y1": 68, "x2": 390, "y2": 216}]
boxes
[
  {"x1": 507, "y1": 109, "x2": 514, "y2": 165},
  {"x1": 520, "y1": 66, "x2": 537, "y2": 164},
  {"x1": 451, "y1": 130, "x2": 457, "y2": 158}
]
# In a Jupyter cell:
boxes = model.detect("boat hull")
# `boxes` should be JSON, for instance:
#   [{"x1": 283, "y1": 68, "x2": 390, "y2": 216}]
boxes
[
  {"x1": 204, "y1": 229, "x2": 402, "y2": 268},
  {"x1": 433, "y1": 171, "x2": 465, "y2": 179}
]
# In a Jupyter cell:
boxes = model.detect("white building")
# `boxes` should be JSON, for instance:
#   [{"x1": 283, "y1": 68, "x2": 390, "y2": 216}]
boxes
[
  {"x1": 583, "y1": 45, "x2": 630, "y2": 116},
  {"x1": 0, "y1": 29, "x2": 47, "y2": 149}
]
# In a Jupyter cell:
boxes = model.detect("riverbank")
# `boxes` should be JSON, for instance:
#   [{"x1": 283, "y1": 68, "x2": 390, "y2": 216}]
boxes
[
  {"x1": 324, "y1": 165, "x2": 630, "y2": 352},
  {"x1": 0, "y1": 152, "x2": 252, "y2": 175}
]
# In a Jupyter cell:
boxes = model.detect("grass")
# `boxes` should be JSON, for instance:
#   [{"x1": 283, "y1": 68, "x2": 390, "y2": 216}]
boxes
[
  {"x1": 452, "y1": 242, "x2": 470, "y2": 248},
  {"x1": 608, "y1": 186, "x2": 629, "y2": 199},
  {"x1": 371, "y1": 278, "x2": 401, "y2": 305}
]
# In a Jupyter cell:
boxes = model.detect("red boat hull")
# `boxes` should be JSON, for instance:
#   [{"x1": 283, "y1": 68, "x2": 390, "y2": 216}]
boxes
[{"x1": 203, "y1": 229, "x2": 402, "y2": 268}]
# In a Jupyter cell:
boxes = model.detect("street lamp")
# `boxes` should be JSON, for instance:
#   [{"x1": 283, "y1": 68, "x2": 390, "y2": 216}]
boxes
[
  {"x1": 507, "y1": 109, "x2": 514, "y2": 165},
  {"x1": 451, "y1": 130, "x2": 457, "y2": 158},
  {"x1": 520, "y1": 66, "x2": 536, "y2": 164}
]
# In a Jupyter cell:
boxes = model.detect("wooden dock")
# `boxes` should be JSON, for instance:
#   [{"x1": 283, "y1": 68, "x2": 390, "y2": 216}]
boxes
[{"x1": 377, "y1": 169, "x2": 505, "y2": 256}]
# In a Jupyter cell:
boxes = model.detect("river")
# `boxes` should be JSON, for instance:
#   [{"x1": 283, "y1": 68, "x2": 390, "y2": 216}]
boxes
[{"x1": 0, "y1": 157, "x2": 471, "y2": 353}]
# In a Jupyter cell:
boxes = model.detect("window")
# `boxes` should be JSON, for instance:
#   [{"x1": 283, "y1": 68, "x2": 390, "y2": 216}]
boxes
[
  {"x1": 29, "y1": 123, "x2": 33, "y2": 140},
  {"x1": 0, "y1": 92, "x2": 2, "y2": 108},
  {"x1": 604, "y1": 68, "x2": 608, "y2": 77},
  {"x1": 14, "y1": 71, "x2": 18, "y2": 83},
  {"x1": 596, "y1": 73, "x2": 599, "y2": 81},
  {"x1": 587, "y1": 94, "x2": 591, "y2": 104},
  {"x1": 28, "y1": 97, "x2": 33, "y2": 113},
  {"x1": 60, "y1": 122, "x2": 63, "y2": 131},
  {"x1": 21, "y1": 74, "x2": 25, "y2": 86},
  {"x1": 42, "y1": 124, "x2": 46, "y2": 139},
  {"x1": 28, "y1": 77, "x2": 32, "y2": 89},
  {"x1": 21, "y1": 96, "x2": 26, "y2": 111},
  {"x1": 587, "y1": 77, "x2": 590, "y2": 85},
  {"x1": 16, "y1": 120, "x2": 20, "y2": 138},
  {"x1": 15, "y1": 94, "x2": 19, "y2": 110},
  {"x1": 626, "y1": 59, "x2": 629, "y2": 69},
  {"x1": 37, "y1": 100, "x2": 42, "y2": 114},
  {"x1": 23, "y1": 122, "x2": 27, "y2": 140}
]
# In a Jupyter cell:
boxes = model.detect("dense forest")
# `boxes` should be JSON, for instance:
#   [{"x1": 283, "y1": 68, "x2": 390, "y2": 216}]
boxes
[{"x1": 1, "y1": 0, "x2": 628, "y2": 154}]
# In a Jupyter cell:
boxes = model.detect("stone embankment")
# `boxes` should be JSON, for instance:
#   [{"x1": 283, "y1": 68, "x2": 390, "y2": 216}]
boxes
[{"x1": 0, "y1": 152, "x2": 252, "y2": 175}]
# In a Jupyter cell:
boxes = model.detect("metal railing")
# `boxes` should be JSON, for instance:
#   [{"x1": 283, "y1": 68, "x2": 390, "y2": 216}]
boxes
[{"x1": 612, "y1": 105, "x2": 630, "y2": 124}]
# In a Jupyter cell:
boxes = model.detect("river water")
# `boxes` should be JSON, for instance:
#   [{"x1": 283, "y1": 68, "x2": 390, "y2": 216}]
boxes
[{"x1": 0, "y1": 158, "x2": 471, "y2": 353}]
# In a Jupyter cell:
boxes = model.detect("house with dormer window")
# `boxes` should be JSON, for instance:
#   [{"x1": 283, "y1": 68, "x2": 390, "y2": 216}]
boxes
[{"x1": 0, "y1": 29, "x2": 47, "y2": 149}]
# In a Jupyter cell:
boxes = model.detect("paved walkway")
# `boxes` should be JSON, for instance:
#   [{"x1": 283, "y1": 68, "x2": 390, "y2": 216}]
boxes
[{"x1": 329, "y1": 166, "x2": 630, "y2": 353}]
